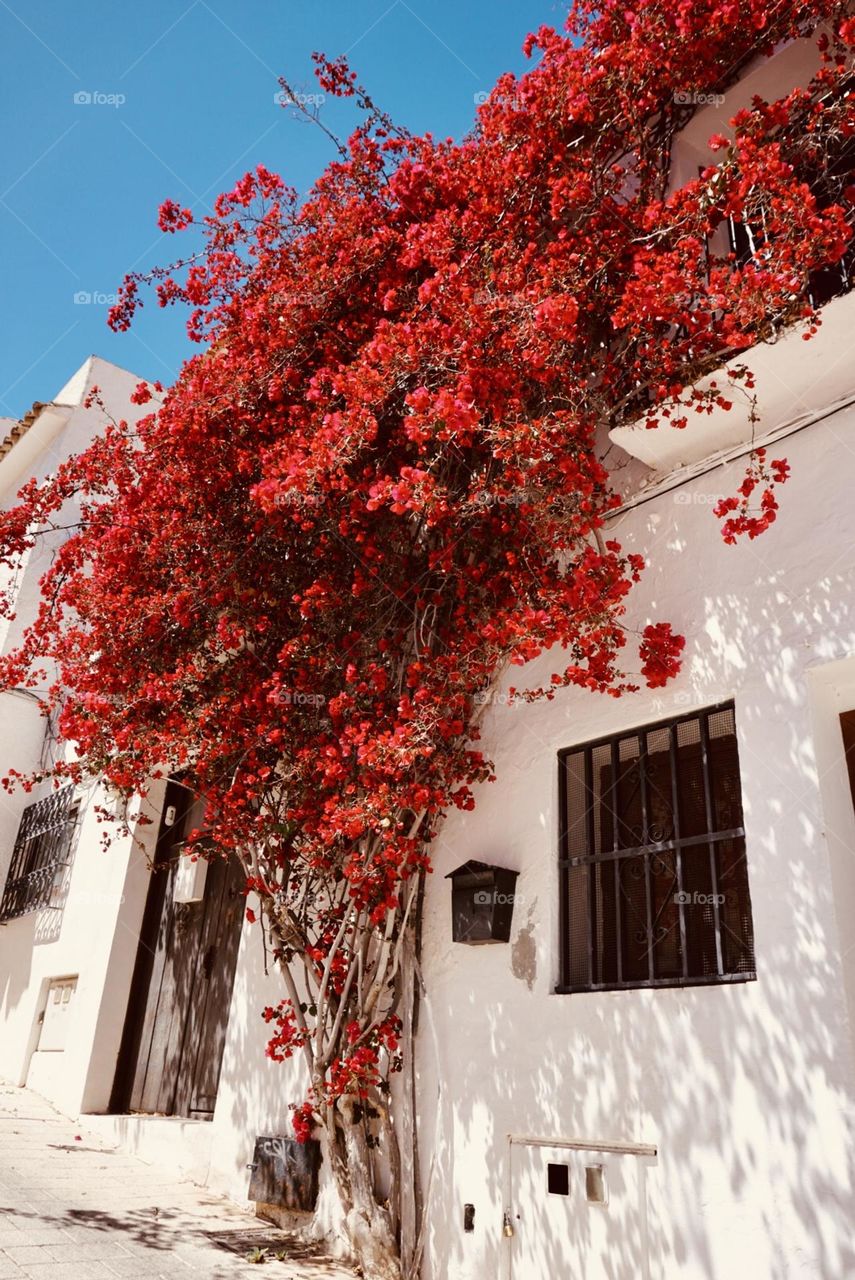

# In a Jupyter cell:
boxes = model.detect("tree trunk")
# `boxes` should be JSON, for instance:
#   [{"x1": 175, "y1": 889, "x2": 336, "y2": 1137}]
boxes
[
  {"x1": 301, "y1": 914, "x2": 424, "y2": 1278},
  {"x1": 336, "y1": 1094, "x2": 402, "y2": 1279},
  {"x1": 398, "y1": 895, "x2": 423, "y2": 1279}
]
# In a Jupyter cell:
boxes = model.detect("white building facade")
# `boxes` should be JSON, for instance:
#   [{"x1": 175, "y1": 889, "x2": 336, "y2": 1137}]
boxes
[
  {"x1": 416, "y1": 356, "x2": 855, "y2": 1280},
  {"x1": 2, "y1": 35, "x2": 855, "y2": 1280}
]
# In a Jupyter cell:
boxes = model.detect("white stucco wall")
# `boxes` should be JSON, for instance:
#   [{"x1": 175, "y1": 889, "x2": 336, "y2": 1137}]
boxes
[
  {"x1": 0, "y1": 357, "x2": 160, "y2": 1117},
  {"x1": 409, "y1": 406, "x2": 855, "y2": 1280},
  {"x1": 0, "y1": 784, "x2": 159, "y2": 1117}
]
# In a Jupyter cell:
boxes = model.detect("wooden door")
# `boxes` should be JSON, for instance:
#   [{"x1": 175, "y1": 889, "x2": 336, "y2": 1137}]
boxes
[{"x1": 112, "y1": 781, "x2": 244, "y2": 1118}]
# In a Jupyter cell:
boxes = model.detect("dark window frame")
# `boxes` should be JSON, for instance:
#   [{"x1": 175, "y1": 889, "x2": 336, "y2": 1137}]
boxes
[
  {"x1": 557, "y1": 701, "x2": 756, "y2": 993},
  {"x1": 722, "y1": 92, "x2": 855, "y2": 310},
  {"x1": 0, "y1": 786, "x2": 79, "y2": 923}
]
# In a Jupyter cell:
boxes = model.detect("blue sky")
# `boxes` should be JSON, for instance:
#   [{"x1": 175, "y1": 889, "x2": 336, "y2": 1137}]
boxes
[{"x1": 0, "y1": 1, "x2": 562, "y2": 418}]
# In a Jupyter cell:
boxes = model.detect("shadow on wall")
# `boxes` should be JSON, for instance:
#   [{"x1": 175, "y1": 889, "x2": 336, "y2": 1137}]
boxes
[
  {"x1": 0, "y1": 913, "x2": 36, "y2": 1040},
  {"x1": 416, "y1": 953, "x2": 855, "y2": 1278},
  {"x1": 210, "y1": 915, "x2": 352, "y2": 1238},
  {"x1": 412, "y1": 527, "x2": 855, "y2": 1280}
]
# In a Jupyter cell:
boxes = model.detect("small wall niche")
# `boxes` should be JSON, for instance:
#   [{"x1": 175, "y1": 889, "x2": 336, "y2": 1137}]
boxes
[{"x1": 586, "y1": 1164, "x2": 607, "y2": 1205}]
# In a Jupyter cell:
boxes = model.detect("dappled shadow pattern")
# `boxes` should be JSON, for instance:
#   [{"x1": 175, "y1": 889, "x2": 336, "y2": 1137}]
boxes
[{"x1": 1, "y1": 1201, "x2": 353, "y2": 1273}]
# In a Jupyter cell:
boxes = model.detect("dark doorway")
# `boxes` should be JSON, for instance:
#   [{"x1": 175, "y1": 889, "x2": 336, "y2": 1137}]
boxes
[{"x1": 111, "y1": 780, "x2": 244, "y2": 1118}]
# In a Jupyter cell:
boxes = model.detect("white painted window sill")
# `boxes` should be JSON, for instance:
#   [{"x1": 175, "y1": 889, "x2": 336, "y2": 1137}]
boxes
[{"x1": 608, "y1": 289, "x2": 855, "y2": 475}]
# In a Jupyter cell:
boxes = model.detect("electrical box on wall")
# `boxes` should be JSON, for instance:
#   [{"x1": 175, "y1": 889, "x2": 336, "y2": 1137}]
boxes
[
  {"x1": 445, "y1": 861, "x2": 519, "y2": 944},
  {"x1": 247, "y1": 1135, "x2": 321, "y2": 1211},
  {"x1": 173, "y1": 856, "x2": 208, "y2": 904},
  {"x1": 38, "y1": 976, "x2": 78, "y2": 1052}
]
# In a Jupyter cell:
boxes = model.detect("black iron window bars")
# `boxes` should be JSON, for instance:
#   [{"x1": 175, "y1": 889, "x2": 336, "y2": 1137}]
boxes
[
  {"x1": 0, "y1": 786, "x2": 79, "y2": 922},
  {"x1": 558, "y1": 702, "x2": 756, "y2": 992}
]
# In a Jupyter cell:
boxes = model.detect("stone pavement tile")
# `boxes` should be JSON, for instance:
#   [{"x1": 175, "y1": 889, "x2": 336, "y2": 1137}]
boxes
[
  {"x1": 0, "y1": 1249, "x2": 54, "y2": 1269},
  {"x1": 218, "y1": 1273, "x2": 287, "y2": 1280},
  {"x1": 61, "y1": 1198, "x2": 165, "y2": 1213},
  {"x1": 0, "y1": 1205, "x2": 63, "y2": 1227},
  {"x1": 1, "y1": 1192, "x2": 61, "y2": 1205},
  {"x1": 184, "y1": 1269, "x2": 250, "y2": 1280},
  {"x1": 63, "y1": 1225, "x2": 166, "y2": 1248},
  {"x1": 168, "y1": 1242, "x2": 231, "y2": 1264},
  {"x1": 100, "y1": 1257, "x2": 184, "y2": 1278},
  {"x1": 222, "y1": 1269, "x2": 335, "y2": 1280},
  {"x1": 16, "y1": 1265, "x2": 114, "y2": 1280},
  {"x1": 171, "y1": 1242, "x2": 347, "y2": 1279},
  {"x1": 160, "y1": 1207, "x2": 254, "y2": 1227},
  {"x1": 44, "y1": 1241, "x2": 135, "y2": 1263},
  {"x1": 55, "y1": 1224, "x2": 154, "y2": 1245},
  {"x1": 0, "y1": 1229, "x2": 73, "y2": 1247},
  {"x1": 43, "y1": 1185, "x2": 150, "y2": 1201},
  {"x1": 171, "y1": 1245, "x2": 274, "y2": 1275},
  {"x1": 52, "y1": 1172, "x2": 163, "y2": 1186},
  {"x1": 2, "y1": 1182, "x2": 61, "y2": 1194},
  {"x1": 111, "y1": 1235, "x2": 186, "y2": 1254},
  {"x1": 0, "y1": 1262, "x2": 25, "y2": 1280}
]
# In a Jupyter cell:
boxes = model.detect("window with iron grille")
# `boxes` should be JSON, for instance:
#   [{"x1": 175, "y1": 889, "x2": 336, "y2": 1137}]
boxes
[
  {"x1": 557, "y1": 702, "x2": 755, "y2": 992},
  {"x1": 0, "y1": 787, "x2": 79, "y2": 923},
  {"x1": 724, "y1": 97, "x2": 855, "y2": 310}
]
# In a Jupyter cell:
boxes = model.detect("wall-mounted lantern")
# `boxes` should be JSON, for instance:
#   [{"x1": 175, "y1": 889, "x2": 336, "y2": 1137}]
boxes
[
  {"x1": 445, "y1": 861, "x2": 519, "y2": 944},
  {"x1": 173, "y1": 856, "x2": 208, "y2": 905}
]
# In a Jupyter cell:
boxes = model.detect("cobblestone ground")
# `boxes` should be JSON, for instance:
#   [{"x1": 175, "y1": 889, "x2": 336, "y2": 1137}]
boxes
[{"x1": 0, "y1": 1084, "x2": 357, "y2": 1280}]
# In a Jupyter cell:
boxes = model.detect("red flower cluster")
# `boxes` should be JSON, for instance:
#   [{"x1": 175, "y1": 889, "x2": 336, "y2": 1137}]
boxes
[
  {"x1": 262, "y1": 1000, "x2": 311, "y2": 1062},
  {"x1": 714, "y1": 449, "x2": 791, "y2": 542},
  {"x1": 639, "y1": 624, "x2": 687, "y2": 689},
  {"x1": 157, "y1": 200, "x2": 193, "y2": 233},
  {"x1": 291, "y1": 1101, "x2": 315, "y2": 1144}
]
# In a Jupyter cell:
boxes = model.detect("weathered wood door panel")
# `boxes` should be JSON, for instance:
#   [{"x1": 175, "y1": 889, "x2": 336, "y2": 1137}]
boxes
[
  {"x1": 112, "y1": 782, "x2": 244, "y2": 1119},
  {"x1": 171, "y1": 853, "x2": 244, "y2": 1116}
]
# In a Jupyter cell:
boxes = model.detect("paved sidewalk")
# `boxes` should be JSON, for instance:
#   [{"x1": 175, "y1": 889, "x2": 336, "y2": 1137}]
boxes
[{"x1": 0, "y1": 1084, "x2": 357, "y2": 1280}]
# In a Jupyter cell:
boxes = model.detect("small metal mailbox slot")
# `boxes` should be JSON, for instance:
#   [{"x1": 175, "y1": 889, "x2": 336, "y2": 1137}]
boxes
[
  {"x1": 247, "y1": 1134, "x2": 321, "y2": 1211},
  {"x1": 547, "y1": 1163, "x2": 570, "y2": 1196},
  {"x1": 446, "y1": 861, "x2": 519, "y2": 944}
]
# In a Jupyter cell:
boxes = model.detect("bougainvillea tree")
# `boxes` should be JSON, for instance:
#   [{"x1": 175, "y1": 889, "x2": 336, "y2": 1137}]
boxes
[{"x1": 1, "y1": 1, "x2": 853, "y2": 1273}]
